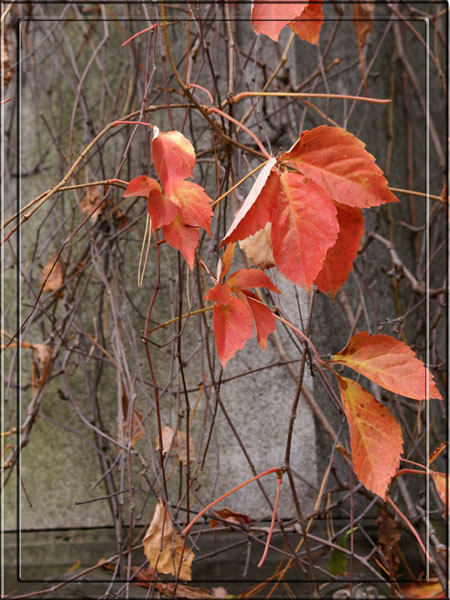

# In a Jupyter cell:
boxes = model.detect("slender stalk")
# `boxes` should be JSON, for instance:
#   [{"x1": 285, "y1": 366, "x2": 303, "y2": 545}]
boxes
[
  {"x1": 182, "y1": 467, "x2": 280, "y2": 536},
  {"x1": 230, "y1": 91, "x2": 392, "y2": 104},
  {"x1": 257, "y1": 474, "x2": 283, "y2": 568}
]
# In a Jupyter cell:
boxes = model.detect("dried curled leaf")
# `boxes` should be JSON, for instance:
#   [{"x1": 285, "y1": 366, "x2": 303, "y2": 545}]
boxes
[
  {"x1": 239, "y1": 224, "x2": 275, "y2": 270},
  {"x1": 430, "y1": 471, "x2": 448, "y2": 517},
  {"x1": 209, "y1": 507, "x2": 252, "y2": 530},
  {"x1": 156, "y1": 425, "x2": 196, "y2": 465},
  {"x1": 119, "y1": 387, "x2": 143, "y2": 448},
  {"x1": 399, "y1": 579, "x2": 445, "y2": 600},
  {"x1": 79, "y1": 186, "x2": 104, "y2": 222},
  {"x1": 31, "y1": 343, "x2": 53, "y2": 389},
  {"x1": 41, "y1": 254, "x2": 64, "y2": 295},
  {"x1": 143, "y1": 500, "x2": 194, "y2": 581}
]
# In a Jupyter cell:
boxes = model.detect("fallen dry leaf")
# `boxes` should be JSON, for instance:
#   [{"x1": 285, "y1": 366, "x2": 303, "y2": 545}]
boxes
[
  {"x1": 118, "y1": 387, "x2": 143, "y2": 448},
  {"x1": 143, "y1": 499, "x2": 194, "y2": 581},
  {"x1": 80, "y1": 186, "x2": 104, "y2": 222},
  {"x1": 399, "y1": 579, "x2": 445, "y2": 599},
  {"x1": 31, "y1": 343, "x2": 53, "y2": 389},
  {"x1": 155, "y1": 424, "x2": 196, "y2": 465},
  {"x1": 209, "y1": 507, "x2": 252, "y2": 530},
  {"x1": 41, "y1": 254, "x2": 64, "y2": 295},
  {"x1": 239, "y1": 224, "x2": 275, "y2": 270}
]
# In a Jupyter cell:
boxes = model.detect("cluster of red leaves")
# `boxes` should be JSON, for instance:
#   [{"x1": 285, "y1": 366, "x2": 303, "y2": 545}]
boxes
[
  {"x1": 222, "y1": 126, "x2": 397, "y2": 296},
  {"x1": 123, "y1": 127, "x2": 213, "y2": 269},
  {"x1": 204, "y1": 244, "x2": 280, "y2": 367}
]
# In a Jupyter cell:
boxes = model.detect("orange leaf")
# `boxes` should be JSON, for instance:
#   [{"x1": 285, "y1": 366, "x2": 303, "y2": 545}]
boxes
[
  {"x1": 251, "y1": 0, "x2": 309, "y2": 41},
  {"x1": 143, "y1": 500, "x2": 194, "y2": 581},
  {"x1": 41, "y1": 254, "x2": 64, "y2": 294},
  {"x1": 162, "y1": 216, "x2": 199, "y2": 270},
  {"x1": 330, "y1": 332, "x2": 442, "y2": 400},
  {"x1": 222, "y1": 158, "x2": 278, "y2": 245},
  {"x1": 430, "y1": 471, "x2": 448, "y2": 516},
  {"x1": 314, "y1": 203, "x2": 364, "y2": 298},
  {"x1": 239, "y1": 224, "x2": 275, "y2": 270},
  {"x1": 152, "y1": 127, "x2": 196, "y2": 193},
  {"x1": 281, "y1": 126, "x2": 399, "y2": 208},
  {"x1": 271, "y1": 172, "x2": 339, "y2": 289},
  {"x1": 288, "y1": 1, "x2": 324, "y2": 45},
  {"x1": 30, "y1": 343, "x2": 53, "y2": 389},
  {"x1": 218, "y1": 243, "x2": 235, "y2": 281},
  {"x1": 399, "y1": 580, "x2": 445, "y2": 600},
  {"x1": 337, "y1": 375, "x2": 403, "y2": 498},
  {"x1": 211, "y1": 296, "x2": 254, "y2": 368}
]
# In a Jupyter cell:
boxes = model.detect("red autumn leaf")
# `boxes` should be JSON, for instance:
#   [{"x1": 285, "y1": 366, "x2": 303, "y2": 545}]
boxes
[
  {"x1": 281, "y1": 126, "x2": 399, "y2": 208},
  {"x1": 218, "y1": 241, "x2": 235, "y2": 281},
  {"x1": 123, "y1": 175, "x2": 161, "y2": 199},
  {"x1": 226, "y1": 268, "x2": 280, "y2": 293},
  {"x1": 162, "y1": 216, "x2": 199, "y2": 270},
  {"x1": 330, "y1": 332, "x2": 442, "y2": 400},
  {"x1": 271, "y1": 172, "x2": 339, "y2": 289},
  {"x1": 169, "y1": 180, "x2": 212, "y2": 235},
  {"x1": 152, "y1": 127, "x2": 196, "y2": 193},
  {"x1": 210, "y1": 295, "x2": 254, "y2": 368},
  {"x1": 205, "y1": 264, "x2": 280, "y2": 367},
  {"x1": 222, "y1": 158, "x2": 278, "y2": 245},
  {"x1": 242, "y1": 291, "x2": 276, "y2": 350},
  {"x1": 337, "y1": 375, "x2": 403, "y2": 498},
  {"x1": 288, "y1": 1, "x2": 324, "y2": 45},
  {"x1": 314, "y1": 203, "x2": 364, "y2": 298},
  {"x1": 251, "y1": 0, "x2": 309, "y2": 42}
]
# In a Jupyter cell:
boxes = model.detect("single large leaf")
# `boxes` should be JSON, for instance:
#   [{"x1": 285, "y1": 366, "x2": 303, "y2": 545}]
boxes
[
  {"x1": 143, "y1": 500, "x2": 194, "y2": 581},
  {"x1": 169, "y1": 180, "x2": 213, "y2": 235},
  {"x1": 222, "y1": 158, "x2": 278, "y2": 245},
  {"x1": 337, "y1": 375, "x2": 403, "y2": 498},
  {"x1": 330, "y1": 332, "x2": 442, "y2": 400},
  {"x1": 212, "y1": 296, "x2": 254, "y2": 367},
  {"x1": 271, "y1": 172, "x2": 339, "y2": 288},
  {"x1": 152, "y1": 127, "x2": 196, "y2": 193},
  {"x1": 162, "y1": 216, "x2": 199, "y2": 270},
  {"x1": 251, "y1": 1, "x2": 308, "y2": 41},
  {"x1": 281, "y1": 126, "x2": 399, "y2": 208},
  {"x1": 289, "y1": 1, "x2": 324, "y2": 44},
  {"x1": 314, "y1": 203, "x2": 364, "y2": 297}
]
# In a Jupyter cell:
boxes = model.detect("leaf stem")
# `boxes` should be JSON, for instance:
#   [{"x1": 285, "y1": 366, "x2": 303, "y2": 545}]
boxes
[
  {"x1": 230, "y1": 91, "x2": 391, "y2": 104},
  {"x1": 258, "y1": 473, "x2": 283, "y2": 568},
  {"x1": 211, "y1": 160, "x2": 270, "y2": 208},
  {"x1": 182, "y1": 467, "x2": 280, "y2": 536},
  {"x1": 111, "y1": 119, "x2": 154, "y2": 129},
  {"x1": 386, "y1": 496, "x2": 432, "y2": 562},
  {"x1": 207, "y1": 106, "x2": 271, "y2": 160},
  {"x1": 273, "y1": 313, "x2": 323, "y2": 366},
  {"x1": 141, "y1": 305, "x2": 213, "y2": 336}
]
